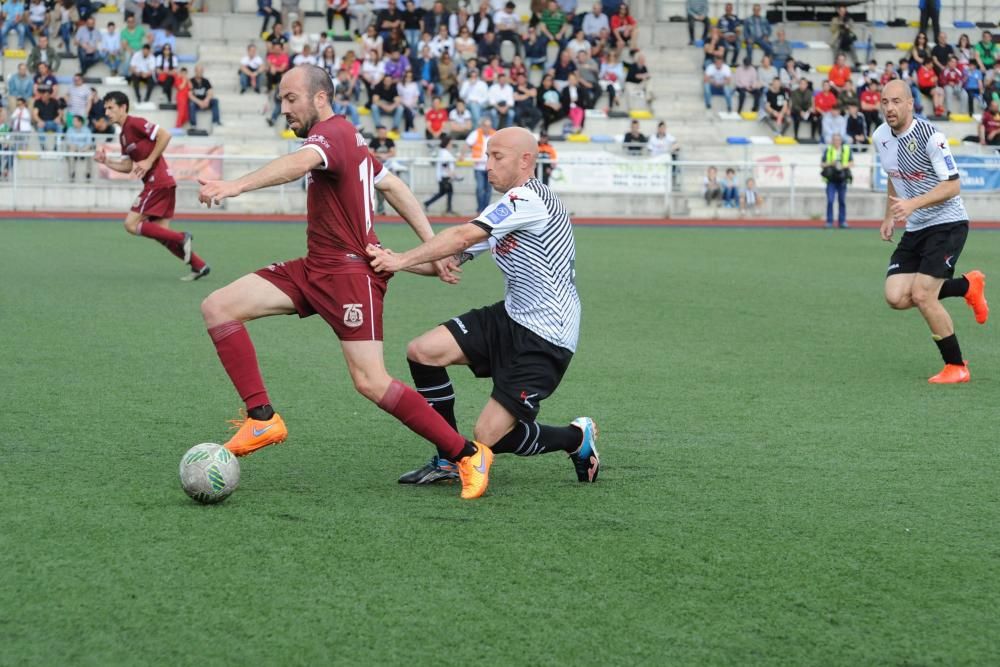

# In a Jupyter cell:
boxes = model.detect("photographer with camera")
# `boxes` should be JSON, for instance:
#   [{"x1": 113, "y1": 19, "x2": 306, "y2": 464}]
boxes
[
  {"x1": 830, "y1": 5, "x2": 860, "y2": 67},
  {"x1": 822, "y1": 133, "x2": 853, "y2": 229}
]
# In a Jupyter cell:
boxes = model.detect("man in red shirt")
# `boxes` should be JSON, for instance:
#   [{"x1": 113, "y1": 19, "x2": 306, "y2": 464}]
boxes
[
  {"x1": 94, "y1": 91, "x2": 210, "y2": 281},
  {"x1": 859, "y1": 79, "x2": 882, "y2": 131},
  {"x1": 814, "y1": 79, "x2": 838, "y2": 114},
  {"x1": 976, "y1": 99, "x2": 1000, "y2": 145},
  {"x1": 197, "y1": 65, "x2": 494, "y2": 500},
  {"x1": 916, "y1": 62, "x2": 946, "y2": 116},
  {"x1": 827, "y1": 54, "x2": 851, "y2": 92},
  {"x1": 423, "y1": 95, "x2": 449, "y2": 141}
]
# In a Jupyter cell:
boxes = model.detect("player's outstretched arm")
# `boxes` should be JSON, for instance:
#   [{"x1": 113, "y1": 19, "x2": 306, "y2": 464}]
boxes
[
  {"x1": 199, "y1": 149, "x2": 322, "y2": 207},
  {"x1": 94, "y1": 146, "x2": 133, "y2": 174},
  {"x1": 368, "y1": 222, "x2": 487, "y2": 274}
]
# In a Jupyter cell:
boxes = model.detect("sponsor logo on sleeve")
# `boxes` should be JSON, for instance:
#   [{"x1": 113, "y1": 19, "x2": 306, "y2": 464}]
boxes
[
  {"x1": 307, "y1": 134, "x2": 332, "y2": 149},
  {"x1": 485, "y1": 203, "x2": 512, "y2": 226},
  {"x1": 944, "y1": 155, "x2": 955, "y2": 170}
]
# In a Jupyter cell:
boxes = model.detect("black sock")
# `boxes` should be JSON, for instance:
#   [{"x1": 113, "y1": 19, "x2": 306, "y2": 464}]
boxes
[
  {"x1": 938, "y1": 276, "x2": 969, "y2": 299},
  {"x1": 248, "y1": 404, "x2": 275, "y2": 420},
  {"x1": 457, "y1": 440, "x2": 477, "y2": 460},
  {"x1": 491, "y1": 421, "x2": 582, "y2": 456},
  {"x1": 407, "y1": 359, "x2": 457, "y2": 430},
  {"x1": 934, "y1": 334, "x2": 964, "y2": 365}
]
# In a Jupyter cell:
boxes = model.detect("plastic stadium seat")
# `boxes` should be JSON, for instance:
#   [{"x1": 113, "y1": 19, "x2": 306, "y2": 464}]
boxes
[
  {"x1": 694, "y1": 39, "x2": 704, "y2": 47},
  {"x1": 401, "y1": 131, "x2": 422, "y2": 141},
  {"x1": 456, "y1": 159, "x2": 473, "y2": 167},
  {"x1": 4, "y1": 49, "x2": 26, "y2": 58},
  {"x1": 726, "y1": 136, "x2": 750, "y2": 144},
  {"x1": 357, "y1": 106, "x2": 370, "y2": 115},
  {"x1": 873, "y1": 20, "x2": 887, "y2": 27},
  {"x1": 790, "y1": 41, "x2": 808, "y2": 49},
  {"x1": 280, "y1": 129, "x2": 296, "y2": 139},
  {"x1": 629, "y1": 109, "x2": 653, "y2": 120},
  {"x1": 740, "y1": 111, "x2": 758, "y2": 120},
  {"x1": 954, "y1": 21, "x2": 976, "y2": 28},
  {"x1": 748, "y1": 136, "x2": 774, "y2": 144},
  {"x1": 948, "y1": 137, "x2": 960, "y2": 146},
  {"x1": 896, "y1": 42, "x2": 913, "y2": 51},
  {"x1": 774, "y1": 136, "x2": 798, "y2": 145},
  {"x1": 590, "y1": 134, "x2": 616, "y2": 143},
  {"x1": 169, "y1": 128, "x2": 186, "y2": 137},
  {"x1": 177, "y1": 54, "x2": 198, "y2": 64},
  {"x1": 567, "y1": 133, "x2": 590, "y2": 142},
  {"x1": 816, "y1": 64, "x2": 832, "y2": 73},
  {"x1": 104, "y1": 75, "x2": 127, "y2": 85},
  {"x1": 98, "y1": 4, "x2": 117, "y2": 11},
  {"x1": 908, "y1": 20, "x2": 920, "y2": 28},
  {"x1": 387, "y1": 130, "x2": 400, "y2": 140},
  {"x1": 949, "y1": 113, "x2": 972, "y2": 122},
  {"x1": 56, "y1": 75, "x2": 73, "y2": 85}
]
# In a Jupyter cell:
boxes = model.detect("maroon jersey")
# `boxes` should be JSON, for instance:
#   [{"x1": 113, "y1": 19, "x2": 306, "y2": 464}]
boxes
[
  {"x1": 120, "y1": 115, "x2": 175, "y2": 189},
  {"x1": 298, "y1": 115, "x2": 385, "y2": 274}
]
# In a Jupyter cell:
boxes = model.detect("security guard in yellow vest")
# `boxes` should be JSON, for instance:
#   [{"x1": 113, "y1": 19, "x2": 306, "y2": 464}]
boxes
[{"x1": 822, "y1": 134, "x2": 854, "y2": 228}]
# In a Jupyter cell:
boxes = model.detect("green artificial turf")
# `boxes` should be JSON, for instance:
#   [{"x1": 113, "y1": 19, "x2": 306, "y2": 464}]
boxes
[{"x1": 3, "y1": 219, "x2": 999, "y2": 666}]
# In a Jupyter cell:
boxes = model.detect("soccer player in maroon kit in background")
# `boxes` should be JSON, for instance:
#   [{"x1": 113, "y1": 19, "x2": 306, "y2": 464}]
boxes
[
  {"x1": 94, "y1": 91, "x2": 211, "y2": 282},
  {"x1": 197, "y1": 65, "x2": 494, "y2": 499}
]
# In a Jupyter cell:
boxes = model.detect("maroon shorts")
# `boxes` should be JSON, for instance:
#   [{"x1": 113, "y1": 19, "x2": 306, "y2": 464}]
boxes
[
  {"x1": 256, "y1": 258, "x2": 389, "y2": 341},
  {"x1": 131, "y1": 185, "x2": 176, "y2": 220}
]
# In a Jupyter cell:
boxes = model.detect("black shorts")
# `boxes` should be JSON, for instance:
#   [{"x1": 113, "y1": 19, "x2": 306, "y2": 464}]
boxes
[
  {"x1": 444, "y1": 301, "x2": 573, "y2": 422},
  {"x1": 887, "y1": 221, "x2": 968, "y2": 279}
]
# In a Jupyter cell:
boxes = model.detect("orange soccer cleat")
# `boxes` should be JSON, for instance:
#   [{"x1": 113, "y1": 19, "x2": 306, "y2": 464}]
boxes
[
  {"x1": 928, "y1": 363, "x2": 970, "y2": 384},
  {"x1": 456, "y1": 441, "x2": 493, "y2": 500},
  {"x1": 963, "y1": 270, "x2": 989, "y2": 324},
  {"x1": 224, "y1": 410, "x2": 288, "y2": 457}
]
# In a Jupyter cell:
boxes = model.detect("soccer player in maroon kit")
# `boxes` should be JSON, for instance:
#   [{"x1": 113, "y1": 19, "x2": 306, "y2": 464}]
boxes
[
  {"x1": 95, "y1": 91, "x2": 211, "y2": 281},
  {"x1": 197, "y1": 65, "x2": 493, "y2": 499}
]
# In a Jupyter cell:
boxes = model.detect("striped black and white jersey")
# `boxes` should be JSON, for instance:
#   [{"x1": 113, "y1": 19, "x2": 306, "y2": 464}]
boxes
[
  {"x1": 872, "y1": 117, "x2": 968, "y2": 232},
  {"x1": 467, "y1": 178, "x2": 581, "y2": 352}
]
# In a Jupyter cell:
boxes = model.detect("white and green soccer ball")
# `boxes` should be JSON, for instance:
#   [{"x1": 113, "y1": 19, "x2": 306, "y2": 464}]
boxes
[{"x1": 179, "y1": 443, "x2": 240, "y2": 504}]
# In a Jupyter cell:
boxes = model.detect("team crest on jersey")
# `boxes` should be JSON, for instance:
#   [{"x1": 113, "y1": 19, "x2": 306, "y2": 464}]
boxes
[
  {"x1": 907, "y1": 139, "x2": 917, "y2": 153},
  {"x1": 343, "y1": 303, "x2": 363, "y2": 327},
  {"x1": 486, "y1": 203, "x2": 512, "y2": 226}
]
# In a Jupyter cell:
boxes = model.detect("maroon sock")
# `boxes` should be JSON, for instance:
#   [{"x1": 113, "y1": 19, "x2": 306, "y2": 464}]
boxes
[
  {"x1": 156, "y1": 238, "x2": 185, "y2": 260},
  {"x1": 190, "y1": 252, "x2": 206, "y2": 271},
  {"x1": 137, "y1": 221, "x2": 186, "y2": 243},
  {"x1": 378, "y1": 380, "x2": 467, "y2": 459},
  {"x1": 207, "y1": 321, "x2": 270, "y2": 410}
]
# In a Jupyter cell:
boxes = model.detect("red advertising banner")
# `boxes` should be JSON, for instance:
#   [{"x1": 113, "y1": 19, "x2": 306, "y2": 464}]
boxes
[{"x1": 98, "y1": 144, "x2": 224, "y2": 182}]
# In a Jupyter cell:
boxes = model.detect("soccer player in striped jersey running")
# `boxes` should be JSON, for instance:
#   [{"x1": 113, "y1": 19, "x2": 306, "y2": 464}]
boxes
[
  {"x1": 874, "y1": 80, "x2": 989, "y2": 384},
  {"x1": 368, "y1": 127, "x2": 599, "y2": 488}
]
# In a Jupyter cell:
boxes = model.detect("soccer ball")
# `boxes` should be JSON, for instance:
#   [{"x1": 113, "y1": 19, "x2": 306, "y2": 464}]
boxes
[{"x1": 179, "y1": 443, "x2": 240, "y2": 504}]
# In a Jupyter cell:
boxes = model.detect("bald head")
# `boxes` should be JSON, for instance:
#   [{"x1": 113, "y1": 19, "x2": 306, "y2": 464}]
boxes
[
  {"x1": 880, "y1": 79, "x2": 914, "y2": 131},
  {"x1": 279, "y1": 65, "x2": 335, "y2": 137},
  {"x1": 882, "y1": 79, "x2": 912, "y2": 101},
  {"x1": 485, "y1": 127, "x2": 540, "y2": 192}
]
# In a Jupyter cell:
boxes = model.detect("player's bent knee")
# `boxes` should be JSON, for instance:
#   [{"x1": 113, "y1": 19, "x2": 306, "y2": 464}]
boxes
[
  {"x1": 910, "y1": 288, "x2": 939, "y2": 309},
  {"x1": 885, "y1": 292, "x2": 911, "y2": 310},
  {"x1": 200, "y1": 290, "x2": 232, "y2": 325}
]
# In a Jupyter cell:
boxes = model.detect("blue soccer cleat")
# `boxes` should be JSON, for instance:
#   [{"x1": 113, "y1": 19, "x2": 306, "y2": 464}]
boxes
[
  {"x1": 569, "y1": 417, "x2": 600, "y2": 483},
  {"x1": 398, "y1": 455, "x2": 459, "y2": 484}
]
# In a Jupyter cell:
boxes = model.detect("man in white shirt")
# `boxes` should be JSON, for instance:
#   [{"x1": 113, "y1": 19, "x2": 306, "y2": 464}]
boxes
[
  {"x1": 703, "y1": 54, "x2": 733, "y2": 112},
  {"x1": 239, "y1": 44, "x2": 264, "y2": 93},
  {"x1": 65, "y1": 72, "x2": 92, "y2": 121},
  {"x1": 292, "y1": 43, "x2": 318, "y2": 66},
  {"x1": 648, "y1": 121, "x2": 682, "y2": 191},
  {"x1": 129, "y1": 44, "x2": 157, "y2": 102},
  {"x1": 493, "y1": 1, "x2": 522, "y2": 55},
  {"x1": 448, "y1": 98, "x2": 472, "y2": 136},
  {"x1": 487, "y1": 72, "x2": 515, "y2": 128},
  {"x1": 459, "y1": 67, "x2": 490, "y2": 127}
]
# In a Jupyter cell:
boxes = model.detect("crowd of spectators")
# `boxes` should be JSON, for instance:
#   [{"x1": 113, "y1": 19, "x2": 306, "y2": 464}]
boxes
[{"x1": 249, "y1": 0, "x2": 654, "y2": 138}]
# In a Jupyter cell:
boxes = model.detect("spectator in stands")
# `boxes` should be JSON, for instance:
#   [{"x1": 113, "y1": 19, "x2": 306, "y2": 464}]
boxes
[
  {"x1": 740, "y1": 177, "x2": 761, "y2": 216},
  {"x1": 34, "y1": 62, "x2": 58, "y2": 98},
  {"x1": 916, "y1": 59, "x2": 945, "y2": 116},
  {"x1": 779, "y1": 57, "x2": 801, "y2": 90},
  {"x1": 361, "y1": 23, "x2": 383, "y2": 60},
  {"x1": 359, "y1": 49, "x2": 384, "y2": 105},
  {"x1": 448, "y1": 4, "x2": 471, "y2": 38},
  {"x1": 702, "y1": 25, "x2": 725, "y2": 65},
  {"x1": 859, "y1": 78, "x2": 881, "y2": 130},
  {"x1": 448, "y1": 97, "x2": 472, "y2": 136},
  {"x1": 331, "y1": 69, "x2": 362, "y2": 128},
  {"x1": 65, "y1": 71, "x2": 91, "y2": 125},
  {"x1": 599, "y1": 49, "x2": 624, "y2": 109},
  {"x1": 464, "y1": 115, "x2": 494, "y2": 211},
  {"x1": 423, "y1": 135, "x2": 457, "y2": 214},
  {"x1": 535, "y1": 129, "x2": 557, "y2": 185},
  {"x1": 584, "y1": 2, "x2": 610, "y2": 41},
  {"x1": 188, "y1": 64, "x2": 221, "y2": 128},
  {"x1": 411, "y1": 45, "x2": 438, "y2": 104},
  {"x1": 721, "y1": 168, "x2": 739, "y2": 208},
  {"x1": 515, "y1": 25, "x2": 543, "y2": 71},
  {"x1": 27, "y1": 35, "x2": 61, "y2": 76},
  {"x1": 55, "y1": 0, "x2": 80, "y2": 56},
  {"x1": 172, "y1": 0, "x2": 192, "y2": 37},
  {"x1": 717, "y1": 2, "x2": 741, "y2": 67},
  {"x1": 703, "y1": 54, "x2": 733, "y2": 113},
  {"x1": 566, "y1": 29, "x2": 591, "y2": 59},
  {"x1": 174, "y1": 66, "x2": 191, "y2": 126},
  {"x1": 151, "y1": 25, "x2": 178, "y2": 57},
  {"x1": 930, "y1": 31, "x2": 954, "y2": 74},
  {"x1": 756, "y1": 54, "x2": 777, "y2": 89},
  {"x1": 399, "y1": 0, "x2": 423, "y2": 55},
  {"x1": 293, "y1": 43, "x2": 318, "y2": 66},
  {"x1": 265, "y1": 43, "x2": 291, "y2": 92},
  {"x1": 99, "y1": 22, "x2": 125, "y2": 76},
  {"x1": 434, "y1": 51, "x2": 458, "y2": 103},
  {"x1": 763, "y1": 77, "x2": 789, "y2": 135},
  {"x1": 154, "y1": 43, "x2": 179, "y2": 103},
  {"x1": 367, "y1": 124, "x2": 397, "y2": 214},
  {"x1": 349, "y1": 0, "x2": 376, "y2": 37},
  {"x1": 1, "y1": 0, "x2": 29, "y2": 50},
  {"x1": 26, "y1": 0, "x2": 48, "y2": 46},
  {"x1": 790, "y1": 78, "x2": 817, "y2": 140},
  {"x1": 120, "y1": 15, "x2": 147, "y2": 72},
  {"x1": 829, "y1": 5, "x2": 859, "y2": 66},
  {"x1": 494, "y1": 1, "x2": 522, "y2": 55},
  {"x1": 880, "y1": 60, "x2": 897, "y2": 85},
  {"x1": 287, "y1": 20, "x2": 308, "y2": 57},
  {"x1": 703, "y1": 166, "x2": 722, "y2": 206},
  {"x1": 512, "y1": 72, "x2": 541, "y2": 130},
  {"x1": 896, "y1": 58, "x2": 924, "y2": 112},
  {"x1": 371, "y1": 72, "x2": 404, "y2": 131},
  {"x1": 91, "y1": 113, "x2": 115, "y2": 141},
  {"x1": 623, "y1": 118, "x2": 646, "y2": 155},
  {"x1": 319, "y1": 44, "x2": 338, "y2": 77},
  {"x1": 974, "y1": 31, "x2": 997, "y2": 71},
  {"x1": 551, "y1": 47, "x2": 577, "y2": 91},
  {"x1": 398, "y1": 69, "x2": 421, "y2": 131},
  {"x1": 422, "y1": 94, "x2": 448, "y2": 139},
  {"x1": 936, "y1": 54, "x2": 966, "y2": 114},
  {"x1": 482, "y1": 55, "x2": 506, "y2": 84},
  {"x1": 32, "y1": 85, "x2": 63, "y2": 150},
  {"x1": 960, "y1": 60, "x2": 985, "y2": 113},
  {"x1": 9, "y1": 98, "x2": 34, "y2": 151},
  {"x1": 239, "y1": 44, "x2": 264, "y2": 94},
  {"x1": 508, "y1": 54, "x2": 527, "y2": 81},
  {"x1": 129, "y1": 44, "x2": 156, "y2": 101},
  {"x1": 733, "y1": 56, "x2": 762, "y2": 114},
  {"x1": 559, "y1": 71, "x2": 586, "y2": 133},
  {"x1": 86, "y1": 86, "x2": 104, "y2": 126},
  {"x1": 6, "y1": 64, "x2": 34, "y2": 109},
  {"x1": 685, "y1": 0, "x2": 708, "y2": 46},
  {"x1": 828, "y1": 53, "x2": 851, "y2": 93},
  {"x1": 537, "y1": 72, "x2": 563, "y2": 128},
  {"x1": 487, "y1": 71, "x2": 515, "y2": 128},
  {"x1": 821, "y1": 104, "x2": 848, "y2": 145},
  {"x1": 955, "y1": 33, "x2": 976, "y2": 69},
  {"x1": 64, "y1": 113, "x2": 93, "y2": 180},
  {"x1": 459, "y1": 66, "x2": 489, "y2": 126},
  {"x1": 142, "y1": 0, "x2": 171, "y2": 32},
  {"x1": 845, "y1": 103, "x2": 867, "y2": 147},
  {"x1": 471, "y1": 2, "x2": 495, "y2": 40},
  {"x1": 574, "y1": 49, "x2": 599, "y2": 106},
  {"x1": 910, "y1": 32, "x2": 932, "y2": 74},
  {"x1": 476, "y1": 30, "x2": 500, "y2": 65},
  {"x1": 538, "y1": 0, "x2": 572, "y2": 47},
  {"x1": 376, "y1": 2, "x2": 403, "y2": 41},
  {"x1": 821, "y1": 132, "x2": 851, "y2": 228},
  {"x1": 327, "y1": 0, "x2": 349, "y2": 33},
  {"x1": 919, "y1": 0, "x2": 941, "y2": 45},
  {"x1": 814, "y1": 78, "x2": 837, "y2": 115},
  {"x1": 770, "y1": 28, "x2": 792, "y2": 70},
  {"x1": 838, "y1": 78, "x2": 859, "y2": 109},
  {"x1": 971, "y1": 98, "x2": 1000, "y2": 145},
  {"x1": 258, "y1": 0, "x2": 280, "y2": 35},
  {"x1": 429, "y1": 23, "x2": 454, "y2": 58},
  {"x1": 266, "y1": 21, "x2": 288, "y2": 52},
  {"x1": 75, "y1": 16, "x2": 101, "y2": 75},
  {"x1": 742, "y1": 3, "x2": 771, "y2": 62}
]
